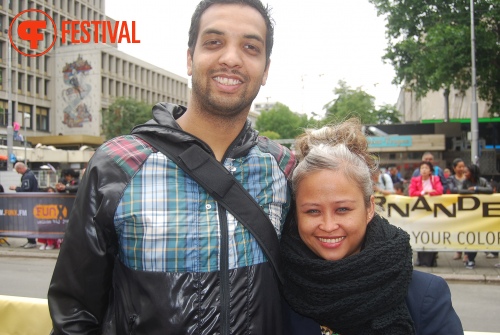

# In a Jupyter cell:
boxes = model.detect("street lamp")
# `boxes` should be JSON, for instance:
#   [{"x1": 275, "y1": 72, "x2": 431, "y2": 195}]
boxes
[
  {"x1": 4, "y1": 29, "x2": 13, "y2": 170},
  {"x1": 23, "y1": 112, "x2": 30, "y2": 165}
]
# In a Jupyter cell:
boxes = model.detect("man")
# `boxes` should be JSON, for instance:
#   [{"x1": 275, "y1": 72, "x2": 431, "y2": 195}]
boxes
[
  {"x1": 412, "y1": 151, "x2": 449, "y2": 193},
  {"x1": 55, "y1": 168, "x2": 80, "y2": 193},
  {"x1": 9, "y1": 162, "x2": 39, "y2": 248},
  {"x1": 48, "y1": 1, "x2": 295, "y2": 334},
  {"x1": 372, "y1": 168, "x2": 395, "y2": 195},
  {"x1": 388, "y1": 166, "x2": 405, "y2": 184}
]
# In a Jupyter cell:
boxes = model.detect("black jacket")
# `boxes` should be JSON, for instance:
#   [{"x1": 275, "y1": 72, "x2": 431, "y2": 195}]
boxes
[
  {"x1": 48, "y1": 103, "x2": 295, "y2": 334},
  {"x1": 15, "y1": 169, "x2": 39, "y2": 192}
]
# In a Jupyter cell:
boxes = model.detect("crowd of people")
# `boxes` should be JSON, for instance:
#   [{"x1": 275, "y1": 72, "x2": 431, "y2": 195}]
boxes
[
  {"x1": 6, "y1": 164, "x2": 81, "y2": 250},
  {"x1": 374, "y1": 153, "x2": 499, "y2": 269}
]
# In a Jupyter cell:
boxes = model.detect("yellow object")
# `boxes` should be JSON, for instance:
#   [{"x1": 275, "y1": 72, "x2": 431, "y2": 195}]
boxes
[{"x1": 0, "y1": 295, "x2": 52, "y2": 335}]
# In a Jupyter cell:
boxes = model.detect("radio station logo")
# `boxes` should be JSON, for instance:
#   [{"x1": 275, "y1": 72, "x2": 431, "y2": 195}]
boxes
[{"x1": 9, "y1": 9, "x2": 140, "y2": 57}]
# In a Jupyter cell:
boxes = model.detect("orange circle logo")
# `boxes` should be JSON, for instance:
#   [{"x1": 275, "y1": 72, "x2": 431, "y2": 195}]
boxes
[{"x1": 9, "y1": 9, "x2": 57, "y2": 57}]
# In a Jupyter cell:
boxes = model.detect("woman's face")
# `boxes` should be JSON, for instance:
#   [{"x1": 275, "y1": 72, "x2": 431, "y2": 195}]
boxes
[
  {"x1": 464, "y1": 166, "x2": 471, "y2": 179},
  {"x1": 420, "y1": 164, "x2": 432, "y2": 178},
  {"x1": 454, "y1": 162, "x2": 465, "y2": 176},
  {"x1": 295, "y1": 169, "x2": 375, "y2": 261}
]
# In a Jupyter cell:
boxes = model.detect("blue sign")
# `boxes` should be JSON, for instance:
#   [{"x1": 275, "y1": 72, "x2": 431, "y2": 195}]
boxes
[{"x1": 367, "y1": 136, "x2": 412, "y2": 148}]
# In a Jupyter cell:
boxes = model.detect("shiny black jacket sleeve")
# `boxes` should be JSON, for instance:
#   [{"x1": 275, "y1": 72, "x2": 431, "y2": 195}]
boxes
[{"x1": 48, "y1": 149, "x2": 127, "y2": 334}]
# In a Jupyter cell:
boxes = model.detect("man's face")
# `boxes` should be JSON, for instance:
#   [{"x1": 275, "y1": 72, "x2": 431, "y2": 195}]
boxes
[
  {"x1": 423, "y1": 154, "x2": 434, "y2": 163},
  {"x1": 187, "y1": 4, "x2": 270, "y2": 118}
]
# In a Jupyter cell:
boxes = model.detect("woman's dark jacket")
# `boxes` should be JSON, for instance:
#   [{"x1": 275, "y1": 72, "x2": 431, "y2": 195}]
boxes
[{"x1": 283, "y1": 270, "x2": 464, "y2": 335}]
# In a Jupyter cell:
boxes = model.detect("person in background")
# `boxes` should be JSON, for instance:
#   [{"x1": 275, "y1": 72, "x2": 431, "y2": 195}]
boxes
[
  {"x1": 9, "y1": 162, "x2": 39, "y2": 249},
  {"x1": 388, "y1": 165, "x2": 405, "y2": 184},
  {"x1": 38, "y1": 186, "x2": 59, "y2": 250},
  {"x1": 412, "y1": 152, "x2": 449, "y2": 193},
  {"x1": 459, "y1": 164, "x2": 493, "y2": 269},
  {"x1": 443, "y1": 168, "x2": 451, "y2": 179},
  {"x1": 372, "y1": 168, "x2": 395, "y2": 195},
  {"x1": 488, "y1": 180, "x2": 499, "y2": 260},
  {"x1": 13, "y1": 121, "x2": 23, "y2": 141},
  {"x1": 48, "y1": 1, "x2": 295, "y2": 334},
  {"x1": 281, "y1": 118, "x2": 463, "y2": 335},
  {"x1": 409, "y1": 161, "x2": 443, "y2": 267},
  {"x1": 448, "y1": 158, "x2": 467, "y2": 260},
  {"x1": 394, "y1": 181, "x2": 405, "y2": 195},
  {"x1": 409, "y1": 161, "x2": 443, "y2": 197},
  {"x1": 55, "y1": 169, "x2": 80, "y2": 193},
  {"x1": 0, "y1": 184, "x2": 4, "y2": 192}
]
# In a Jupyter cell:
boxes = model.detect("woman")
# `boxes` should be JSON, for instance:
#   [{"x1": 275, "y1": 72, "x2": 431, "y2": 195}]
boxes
[
  {"x1": 448, "y1": 158, "x2": 467, "y2": 260},
  {"x1": 408, "y1": 161, "x2": 443, "y2": 267},
  {"x1": 448, "y1": 158, "x2": 467, "y2": 194},
  {"x1": 408, "y1": 161, "x2": 444, "y2": 197},
  {"x1": 459, "y1": 164, "x2": 492, "y2": 269},
  {"x1": 281, "y1": 119, "x2": 462, "y2": 335}
]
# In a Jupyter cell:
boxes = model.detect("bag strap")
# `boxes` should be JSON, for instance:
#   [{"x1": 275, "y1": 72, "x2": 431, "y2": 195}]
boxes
[{"x1": 134, "y1": 133, "x2": 283, "y2": 284}]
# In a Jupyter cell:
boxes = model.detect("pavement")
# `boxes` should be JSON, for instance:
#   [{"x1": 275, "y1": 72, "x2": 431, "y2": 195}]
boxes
[{"x1": 1, "y1": 237, "x2": 500, "y2": 283}]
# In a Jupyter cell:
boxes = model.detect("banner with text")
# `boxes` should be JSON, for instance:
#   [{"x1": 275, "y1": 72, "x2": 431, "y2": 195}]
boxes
[
  {"x1": 0, "y1": 193, "x2": 75, "y2": 239},
  {"x1": 376, "y1": 194, "x2": 500, "y2": 251}
]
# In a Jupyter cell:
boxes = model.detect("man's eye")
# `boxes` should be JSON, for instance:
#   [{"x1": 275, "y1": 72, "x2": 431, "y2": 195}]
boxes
[
  {"x1": 204, "y1": 40, "x2": 221, "y2": 46},
  {"x1": 244, "y1": 44, "x2": 260, "y2": 53}
]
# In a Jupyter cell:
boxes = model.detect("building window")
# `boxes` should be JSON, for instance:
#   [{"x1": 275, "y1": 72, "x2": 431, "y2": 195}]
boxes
[
  {"x1": 18, "y1": 73, "x2": 23, "y2": 91},
  {"x1": 27, "y1": 75, "x2": 32, "y2": 93},
  {"x1": 0, "y1": 100, "x2": 8, "y2": 126},
  {"x1": 36, "y1": 107, "x2": 49, "y2": 131},
  {"x1": 18, "y1": 103, "x2": 32, "y2": 129}
]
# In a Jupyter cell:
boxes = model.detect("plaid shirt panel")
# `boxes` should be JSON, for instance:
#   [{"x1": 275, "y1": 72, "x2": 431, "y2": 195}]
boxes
[{"x1": 114, "y1": 145, "x2": 290, "y2": 273}]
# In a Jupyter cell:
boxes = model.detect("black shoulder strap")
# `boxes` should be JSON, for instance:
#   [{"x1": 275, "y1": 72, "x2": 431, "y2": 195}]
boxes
[{"x1": 134, "y1": 133, "x2": 283, "y2": 284}]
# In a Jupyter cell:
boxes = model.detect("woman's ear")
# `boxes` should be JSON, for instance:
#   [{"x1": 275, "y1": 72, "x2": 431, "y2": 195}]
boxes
[{"x1": 367, "y1": 195, "x2": 375, "y2": 224}]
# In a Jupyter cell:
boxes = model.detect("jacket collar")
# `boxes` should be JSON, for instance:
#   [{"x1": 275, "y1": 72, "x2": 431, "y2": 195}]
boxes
[{"x1": 130, "y1": 103, "x2": 259, "y2": 159}]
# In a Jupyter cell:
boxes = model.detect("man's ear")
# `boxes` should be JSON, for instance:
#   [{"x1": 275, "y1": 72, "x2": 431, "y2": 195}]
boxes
[
  {"x1": 261, "y1": 58, "x2": 271, "y2": 86},
  {"x1": 187, "y1": 49, "x2": 193, "y2": 76}
]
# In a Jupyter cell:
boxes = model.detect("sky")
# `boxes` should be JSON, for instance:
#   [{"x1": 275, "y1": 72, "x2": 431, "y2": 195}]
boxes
[{"x1": 105, "y1": 0, "x2": 401, "y2": 117}]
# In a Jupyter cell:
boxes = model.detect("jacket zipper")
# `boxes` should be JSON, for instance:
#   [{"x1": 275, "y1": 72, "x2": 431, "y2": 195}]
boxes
[{"x1": 219, "y1": 208, "x2": 230, "y2": 335}]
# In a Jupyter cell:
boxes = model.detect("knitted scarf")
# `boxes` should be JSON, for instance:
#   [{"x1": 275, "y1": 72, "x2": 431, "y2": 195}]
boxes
[{"x1": 281, "y1": 214, "x2": 415, "y2": 335}]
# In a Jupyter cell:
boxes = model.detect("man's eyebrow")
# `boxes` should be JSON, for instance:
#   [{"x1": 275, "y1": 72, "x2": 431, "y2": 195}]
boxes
[
  {"x1": 244, "y1": 34, "x2": 264, "y2": 45},
  {"x1": 201, "y1": 29, "x2": 264, "y2": 44},
  {"x1": 202, "y1": 28, "x2": 224, "y2": 36}
]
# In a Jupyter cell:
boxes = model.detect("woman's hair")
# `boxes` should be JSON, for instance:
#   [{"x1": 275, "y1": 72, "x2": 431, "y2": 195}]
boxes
[
  {"x1": 466, "y1": 164, "x2": 481, "y2": 183},
  {"x1": 292, "y1": 118, "x2": 377, "y2": 207},
  {"x1": 419, "y1": 161, "x2": 433, "y2": 172}
]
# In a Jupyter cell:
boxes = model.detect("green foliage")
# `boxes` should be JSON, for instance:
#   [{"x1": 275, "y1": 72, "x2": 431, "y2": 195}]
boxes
[
  {"x1": 376, "y1": 104, "x2": 402, "y2": 124},
  {"x1": 323, "y1": 80, "x2": 401, "y2": 125},
  {"x1": 324, "y1": 80, "x2": 377, "y2": 124},
  {"x1": 101, "y1": 97, "x2": 152, "y2": 140},
  {"x1": 259, "y1": 130, "x2": 281, "y2": 140},
  {"x1": 255, "y1": 102, "x2": 310, "y2": 139},
  {"x1": 369, "y1": 0, "x2": 500, "y2": 116}
]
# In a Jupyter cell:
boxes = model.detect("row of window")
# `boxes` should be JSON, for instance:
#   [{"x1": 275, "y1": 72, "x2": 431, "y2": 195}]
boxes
[
  {"x1": 101, "y1": 76, "x2": 187, "y2": 106},
  {"x1": 0, "y1": 99, "x2": 49, "y2": 131},
  {"x1": 0, "y1": 67, "x2": 50, "y2": 96},
  {"x1": 101, "y1": 55, "x2": 188, "y2": 95}
]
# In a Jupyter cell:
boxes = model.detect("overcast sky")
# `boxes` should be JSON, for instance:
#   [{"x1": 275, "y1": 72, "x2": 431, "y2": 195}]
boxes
[{"x1": 105, "y1": 0, "x2": 400, "y2": 117}]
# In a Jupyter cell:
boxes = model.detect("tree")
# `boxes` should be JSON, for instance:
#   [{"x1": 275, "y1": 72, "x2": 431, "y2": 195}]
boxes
[
  {"x1": 324, "y1": 80, "x2": 378, "y2": 124},
  {"x1": 101, "y1": 97, "x2": 152, "y2": 140},
  {"x1": 376, "y1": 104, "x2": 402, "y2": 124},
  {"x1": 323, "y1": 80, "x2": 401, "y2": 125},
  {"x1": 255, "y1": 102, "x2": 310, "y2": 139},
  {"x1": 369, "y1": 0, "x2": 500, "y2": 116}
]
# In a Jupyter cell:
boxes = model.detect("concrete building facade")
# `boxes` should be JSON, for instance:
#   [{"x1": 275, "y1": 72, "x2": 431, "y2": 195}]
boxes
[{"x1": 0, "y1": 0, "x2": 189, "y2": 153}]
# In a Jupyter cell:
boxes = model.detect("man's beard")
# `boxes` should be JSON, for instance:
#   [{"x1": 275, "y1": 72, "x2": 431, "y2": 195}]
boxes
[{"x1": 190, "y1": 71, "x2": 259, "y2": 119}]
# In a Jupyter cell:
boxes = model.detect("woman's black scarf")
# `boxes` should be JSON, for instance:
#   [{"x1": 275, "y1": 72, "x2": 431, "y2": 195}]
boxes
[{"x1": 281, "y1": 213, "x2": 415, "y2": 335}]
